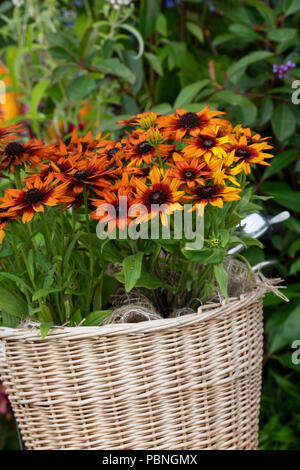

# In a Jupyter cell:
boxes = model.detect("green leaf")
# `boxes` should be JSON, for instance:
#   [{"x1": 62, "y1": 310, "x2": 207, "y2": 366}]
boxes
[
  {"x1": 135, "y1": 272, "x2": 165, "y2": 289},
  {"x1": 84, "y1": 310, "x2": 112, "y2": 326},
  {"x1": 140, "y1": 0, "x2": 160, "y2": 39},
  {"x1": 32, "y1": 288, "x2": 62, "y2": 302},
  {"x1": 213, "y1": 33, "x2": 236, "y2": 46},
  {"x1": 30, "y1": 80, "x2": 50, "y2": 115},
  {"x1": 290, "y1": 258, "x2": 300, "y2": 275},
  {"x1": 271, "y1": 371, "x2": 300, "y2": 399},
  {"x1": 122, "y1": 252, "x2": 143, "y2": 292},
  {"x1": 97, "y1": 58, "x2": 135, "y2": 84},
  {"x1": 283, "y1": 0, "x2": 300, "y2": 15},
  {"x1": 74, "y1": 13, "x2": 92, "y2": 39},
  {"x1": 241, "y1": 237, "x2": 263, "y2": 248},
  {"x1": 99, "y1": 275, "x2": 118, "y2": 308},
  {"x1": 259, "y1": 96, "x2": 274, "y2": 126},
  {"x1": 212, "y1": 90, "x2": 257, "y2": 125},
  {"x1": 101, "y1": 241, "x2": 123, "y2": 263},
  {"x1": 270, "y1": 300, "x2": 300, "y2": 353},
  {"x1": 40, "y1": 322, "x2": 54, "y2": 339},
  {"x1": 272, "y1": 104, "x2": 296, "y2": 141},
  {"x1": 120, "y1": 24, "x2": 144, "y2": 60},
  {"x1": 0, "y1": 272, "x2": 33, "y2": 293},
  {"x1": 150, "y1": 103, "x2": 173, "y2": 114},
  {"x1": 244, "y1": 1, "x2": 276, "y2": 26},
  {"x1": 268, "y1": 28, "x2": 297, "y2": 42},
  {"x1": 67, "y1": 75, "x2": 96, "y2": 102},
  {"x1": 63, "y1": 231, "x2": 84, "y2": 270},
  {"x1": 214, "y1": 264, "x2": 228, "y2": 299},
  {"x1": 156, "y1": 13, "x2": 167, "y2": 36},
  {"x1": 227, "y1": 51, "x2": 273, "y2": 78},
  {"x1": 144, "y1": 52, "x2": 163, "y2": 76},
  {"x1": 0, "y1": 286, "x2": 27, "y2": 317},
  {"x1": 1, "y1": 311, "x2": 20, "y2": 328},
  {"x1": 46, "y1": 32, "x2": 79, "y2": 53},
  {"x1": 262, "y1": 182, "x2": 300, "y2": 212},
  {"x1": 186, "y1": 22, "x2": 204, "y2": 43},
  {"x1": 174, "y1": 80, "x2": 209, "y2": 108},
  {"x1": 263, "y1": 149, "x2": 298, "y2": 180},
  {"x1": 182, "y1": 248, "x2": 226, "y2": 264},
  {"x1": 48, "y1": 46, "x2": 77, "y2": 62},
  {"x1": 229, "y1": 23, "x2": 262, "y2": 41},
  {"x1": 288, "y1": 239, "x2": 300, "y2": 257},
  {"x1": 52, "y1": 65, "x2": 79, "y2": 83}
]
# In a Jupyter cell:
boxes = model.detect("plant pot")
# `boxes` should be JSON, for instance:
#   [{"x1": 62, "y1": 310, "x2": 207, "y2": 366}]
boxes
[{"x1": 0, "y1": 287, "x2": 264, "y2": 450}]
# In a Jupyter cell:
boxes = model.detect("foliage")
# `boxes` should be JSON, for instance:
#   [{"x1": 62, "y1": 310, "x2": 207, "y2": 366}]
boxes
[
  {"x1": 0, "y1": 0, "x2": 299, "y2": 450},
  {"x1": 0, "y1": 108, "x2": 266, "y2": 324}
]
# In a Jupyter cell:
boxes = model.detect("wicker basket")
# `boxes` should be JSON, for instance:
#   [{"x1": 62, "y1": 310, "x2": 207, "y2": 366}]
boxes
[{"x1": 0, "y1": 288, "x2": 264, "y2": 450}]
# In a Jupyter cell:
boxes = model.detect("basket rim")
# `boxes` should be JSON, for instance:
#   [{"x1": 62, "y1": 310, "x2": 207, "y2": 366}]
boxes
[{"x1": 0, "y1": 287, "x2": 264, "y2": 342}]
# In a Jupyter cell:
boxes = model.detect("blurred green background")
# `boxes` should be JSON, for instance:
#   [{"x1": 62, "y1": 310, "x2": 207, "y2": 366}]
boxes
[{"x1": 0, "y1": 0, "x2": 300, "y2": 450}]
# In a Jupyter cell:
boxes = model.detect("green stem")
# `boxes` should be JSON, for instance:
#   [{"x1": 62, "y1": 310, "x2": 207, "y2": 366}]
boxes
[
  {"x1": 9, "y1": 225, "x2": 31, "y2": 305},
  {"x1": 41, "y1": 213, "x2": 64, "y2": 320},
  {"x1": 155, "y1": 144, "x2": 164, "y2": 174},
  {"x1": 60, "y1": 205, "x2": 65, "y2": 257},
  {"x1": 83, "y1": 187, "x2": 94, "y2": 314},
  {"x1": 149, "y1": 244, "x2": 161, "y2": 273},
  {"x1": 14, "y1": 167, "x2": 22, "y2": 190}
]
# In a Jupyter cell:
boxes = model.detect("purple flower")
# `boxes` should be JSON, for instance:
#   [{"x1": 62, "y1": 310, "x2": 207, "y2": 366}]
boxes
[
  {"x1": 165, "y1": 0, "x2": 180, "y2": 7},
  {"x1": 273, "y1": 60, "x2": 296, "y2": 79}
]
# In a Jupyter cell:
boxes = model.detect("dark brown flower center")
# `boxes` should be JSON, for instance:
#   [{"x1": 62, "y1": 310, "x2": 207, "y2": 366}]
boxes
[
  {"x1": 81, "y1": 142, "x2": 89, "y2": 152},
  {"x1": 4, "y1": 142, "x2": 25, "y2": 157},
  {"x1": 235, "y1": 147, "x2": 251, "y2": 158},
  {"x1": 196, "y1": 186, "x2": 217, "y2": 200},
  {"x1": 148, "y1": 190, "x2": 167, "y2": 205},
  {"x1": 137, "y1": 141, "x2": 153, "y2": 155},
  {"x1": 140, "y1": 167, "x2": 150, "y2": 177},
  {"x1": 179, "y1": 112, "x2": 200, "y2": 129},
  {"x1": 74, "y1": 170, "x2": 90, "y2": 181},
  {"x1": 107, "y1": 148, "x2": 119, "y2": 160},
  {"x1": 184, "y1": 169, "x2": 196, "y2": 180},
  {"x1": 25, "y1": 188, "x2": 44, "y2": 204},
  {"x1": 201, "y1": 138, "x2": 215, "y2": 149}
]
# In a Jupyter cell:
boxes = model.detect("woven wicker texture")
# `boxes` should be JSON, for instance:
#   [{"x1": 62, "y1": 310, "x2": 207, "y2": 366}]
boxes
[{"x1": 0, "y1": 289, "x2": 264, "y2": 450}]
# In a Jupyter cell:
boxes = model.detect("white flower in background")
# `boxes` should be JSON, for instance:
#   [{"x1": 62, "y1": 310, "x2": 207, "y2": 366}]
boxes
[
  {"x1": 109, "y1": 0, "x2": 132, "y2": 10},
  {"x1": 12, "y1": 0, "x2": 24, "y2": 6}
]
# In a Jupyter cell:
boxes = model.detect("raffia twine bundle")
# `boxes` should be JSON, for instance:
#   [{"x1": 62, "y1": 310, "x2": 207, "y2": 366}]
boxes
[{"x1": 0, "y1": 272, "x2": 287, "y2": 450}]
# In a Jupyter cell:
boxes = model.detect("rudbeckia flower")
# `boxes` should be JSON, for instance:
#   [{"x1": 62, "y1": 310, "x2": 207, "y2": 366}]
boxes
[
  {"x1": 190, "y1": 183, "x2": 241, "y2": 215},
  {"x1": 117, "y1": 112, "x2": 159, "y2": 128},
  {"x1": 157, "y1": 106, "x2": 226, "y2": 141},
  {"x1": 233, "y1": 125, "x2": 270, "y2": 146},
  {"x1": 0, "y1": 175, "x2": 74, "y2": 223},
  {"x1": 230, "y1": 135, "x2": 273, "y2": 174},
  {"x1": 25, "y1": 163, "x2": 57, "y2": 184},
  {"x1": 0, "y1": 123, "x2": 23, "y2": 143},
  {"x1": 67, "y1": 128, "x2": 113, "y2": 154},
  {"x1": 60, "y1": 156, "x2": 117, "y2": 195},
  {"x1": 124, "y1": 131, "x2": 172, "y2": 165},
  {"x1": 183, "y1": 129, "x2": 229, "y2": 163},
  {"x1": 168, "y1": 154, "x2": 208, "y2": 188},
  {"x1": 208, "y1": 153, "x2": 240, "y2": 187},
  {"x1": 133, "y1": 166, "x2": 184, "y2": 226},
  {"x1": 90, "y1": 186, "x2": 136, "y2": 232},
  {"x1": 0, "y1": 139, "x2": 48, "y2": 172}
]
